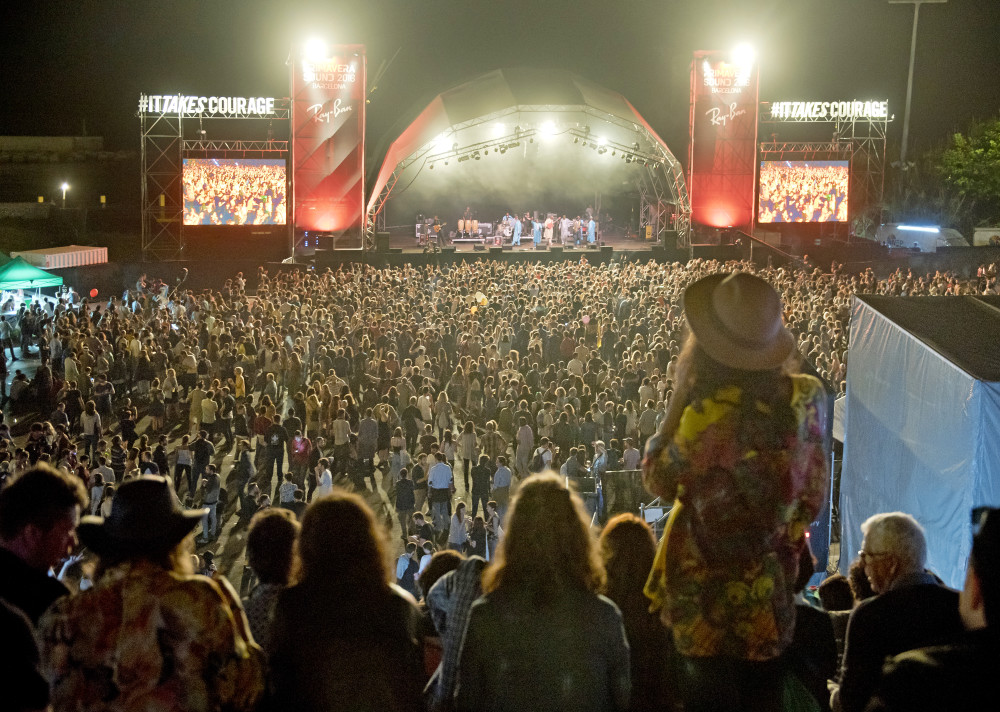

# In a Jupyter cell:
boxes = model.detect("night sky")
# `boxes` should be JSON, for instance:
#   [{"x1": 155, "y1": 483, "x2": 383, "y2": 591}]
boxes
[{"x1": 2, "y1": 0, "x2": 998, "y2": 160}]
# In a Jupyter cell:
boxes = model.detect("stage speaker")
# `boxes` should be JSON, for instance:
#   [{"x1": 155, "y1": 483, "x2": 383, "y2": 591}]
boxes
[
  {"x1": 587, "y1": 243, "x2": 599, "y2": 250},
  {"x1": 535, "y1": 243, "x2": 546, "y2": 250},
  {"x1": 441, "y1": 246, "x2": 456, "y2": 255},
  {"x1": 473, "y1": 244, "x2": 486, "y2": 252},
  {"x1": 651, "y1": 245, "x2": 666, "y2": 256},
  {"x1": 501, "y1": 244, "x2": 513, "y2": 251},
  {"x1": 388, "y1": 247, "x2": 403, "y2": 254},
  {"x1": 375, "y1": 232, "x2": 390, "y2": 252},
  {"x1": 315, "y1": 233, "x2": 334, "y2": 250},
  {"x1": 661, "y1": 230, "x2": 680, "y2": 248},
  {"x1": 601, "y1": 246, "x2": 613, "y2": 254},
  {"x1": 489, "y1": 246, "x2": 503, "y2": 255},
  {"x1": 550, "y1": 246, "x2": 563, "y2": 254},
  {"x1": 313, "y1": 249, "x2": 338, "y2": 267}
]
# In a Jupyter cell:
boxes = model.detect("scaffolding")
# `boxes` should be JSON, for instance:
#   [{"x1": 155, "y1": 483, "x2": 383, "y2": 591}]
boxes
[
  {"x1": 138, "y1": 97, "x2": 291, "y2": 261},
  {"x1": 759, "y1": 104, "x2": 889, "y2": 238}
]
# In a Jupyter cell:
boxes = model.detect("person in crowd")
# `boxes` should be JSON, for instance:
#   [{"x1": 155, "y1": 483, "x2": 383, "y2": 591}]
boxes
[
  {"x1": 833, "y1": 512, "x2": 963, "y2": 712},
  {"x1": 642, "y1": 272, "x2": 830, "y2": 712},
  {"x1": 396, "y1": 542, "x2": 422, "y2": 599},
  {"x1": 0, "y1": 464, "x2": 88, "y2": 625},
  {"x1": 37, "y1": 475, "x2": 265, "y2": 710},
  {"x1": 455, "y1": 474, "x2": 631, "y2": 712},
  {"x1": 866, "y1": 506, "x2": 1000, "y2": 711},
  {"x1": 818, "y1": 572, "x2": 856, "y2": 666},
  {"x1": 599, "y1": 513, "x2": 676, "y2": 712},
  {"x1": 267, "y1": 491, "x2": 425, "y2": 712},
  {"x1": 243, "y1": 507, "x2": 299, "y2": 655},
  {"x1": 426, "y1": 554, "x2": 488, "y2": 711}
]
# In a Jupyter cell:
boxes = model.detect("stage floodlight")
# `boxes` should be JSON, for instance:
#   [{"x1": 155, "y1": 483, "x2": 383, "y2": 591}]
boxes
[
  {"x1": 541, "y1": 121, "x2": 557, "y2": 136},
  {"x1": 304, "y1": 38, "x2": 327, "y2": 61},
  {"x1": 732, "y1": 43, "x2": 756, "y2": 67},
  {"x1": 429, "y1": 163, "x2": 434, "y2": 170},
  {"x1": 597, "y1": 136, "x2": 607, "y2": 146},
  {"x1": 493, "y1": 123, "x2": 506, "y2": 137}
]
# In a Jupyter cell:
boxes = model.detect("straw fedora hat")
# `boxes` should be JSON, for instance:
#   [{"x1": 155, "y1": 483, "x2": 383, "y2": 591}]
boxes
[
  {"x1": 78, "y1": 476, "x2": 207, "y2": 558},
  {"x1": 682, "y1": 272, "x2": 795, "y2": 371}
]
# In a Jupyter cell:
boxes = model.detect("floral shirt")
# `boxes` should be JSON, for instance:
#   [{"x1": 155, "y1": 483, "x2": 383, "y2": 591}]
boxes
[
  {"x1": 39, "y1": 560, "x2": 265, "y2": 712},
  {"x1": 644, "y1": 373, "x2": 829, "y2": 661}
]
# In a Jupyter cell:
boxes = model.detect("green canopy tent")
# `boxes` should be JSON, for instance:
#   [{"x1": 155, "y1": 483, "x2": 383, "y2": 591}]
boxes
[{"x1": 0, "y1": 256, "x2": 63, "y2": 290}]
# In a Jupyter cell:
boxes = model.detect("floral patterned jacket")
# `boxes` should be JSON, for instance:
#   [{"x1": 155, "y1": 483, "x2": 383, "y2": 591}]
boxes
[
  {"x1": 39, "y1": 560, "x2": 265, "y2": 711},
  {"x1": 643, "y1": 373, "x2": 829, "y2": 661}
]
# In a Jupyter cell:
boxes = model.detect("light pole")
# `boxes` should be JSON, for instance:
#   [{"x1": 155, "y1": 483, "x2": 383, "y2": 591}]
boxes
[
  {"x1": 60, "y1": 182, "x2": 70, "y2": 207},
  {"x1": 889, "y1": 0, "x2": 947, "y2": 168}
]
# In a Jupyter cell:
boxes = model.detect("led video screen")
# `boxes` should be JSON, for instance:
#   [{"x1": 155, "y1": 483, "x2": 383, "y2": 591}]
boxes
[
  {"x1": 183, "y1": 158, "x2": 286, "y2": 226},
  {"x1": 758, "y1": 160, "x2": 848, "y2": 223}
]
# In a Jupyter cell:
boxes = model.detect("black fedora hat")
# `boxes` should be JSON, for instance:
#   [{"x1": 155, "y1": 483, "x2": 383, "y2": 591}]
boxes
[
  {"x1": 683, "y1": 272, "x2": 796, "y2": 371},
  {"x1": 78, "y1": 476, "x2": 207, "y2": 557}
]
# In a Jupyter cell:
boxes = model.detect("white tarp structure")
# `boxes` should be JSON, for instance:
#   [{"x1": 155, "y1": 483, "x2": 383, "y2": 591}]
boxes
[
  {"x1": 11, "y1": 245, "x2": 108, "y2": 269},
  {"x1": 840, "y1": 295, "x2": 1000, "y2": 588}
]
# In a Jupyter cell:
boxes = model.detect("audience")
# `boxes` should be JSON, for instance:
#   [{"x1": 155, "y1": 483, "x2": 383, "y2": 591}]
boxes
[
  {"x1": 267, "y1": 492, "x2": 425, "y2": 712},
  {"x1": 37, "y1": 475, "x2": 265, "y2": 710},
  {"x1": 455, "y1": 474, "x2": 630, "y2": 712},
  {"x1": 833, "y1": 512, "x2": 963, "y2": 712}
]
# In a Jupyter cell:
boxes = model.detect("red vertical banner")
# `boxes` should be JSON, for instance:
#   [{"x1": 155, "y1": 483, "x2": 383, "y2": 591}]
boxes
[
  {"x1": 292, "y1": 45, "x2": 366, "y2": 242},
  {"x1": 689, "y1": 51, "x2": 759, "y2": 232}
]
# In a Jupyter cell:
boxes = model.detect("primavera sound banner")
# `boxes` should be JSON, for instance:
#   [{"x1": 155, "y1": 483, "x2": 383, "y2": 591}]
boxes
[
  {"x1": 291, "y1": 45, "x2": 366, "y2": 239},
  {"x1": 689, "y1": 51, "x2": 759, "y2": 230}
]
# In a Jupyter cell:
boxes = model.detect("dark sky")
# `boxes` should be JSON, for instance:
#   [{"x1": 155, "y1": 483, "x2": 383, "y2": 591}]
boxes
[{"x1": 2, "y1": 0, "x2": 998, "y2": 160}]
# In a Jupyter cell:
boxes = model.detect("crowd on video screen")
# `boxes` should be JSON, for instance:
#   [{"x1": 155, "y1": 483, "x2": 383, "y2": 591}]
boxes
[
  {"x1": 758, "y1": 161, "x2": 848, "y2": 223},
  {"x1": 183, "y1": 159, "x2": 286, "y2": 226}
]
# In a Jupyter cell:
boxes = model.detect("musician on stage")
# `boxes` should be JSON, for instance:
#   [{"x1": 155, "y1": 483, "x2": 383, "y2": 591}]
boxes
[
  {"x1": 544, "y1": 215, "x2": 554, "y2": 244},
  {"x1": 433, "y1": 215, "x2": 447, "y2": 251},
  {"x1": 573, "y1": 216, "x2": 582, "y2": 245},
  {"x1": 560, "y1": 215, "x2": 572, "y2": 245},
  {"x1": 587, "y1": 216, "x2": 597, "y2": 245},
  {"x1": 512, "y1": 214, "x2": 523, "y2": 246},
  {"x1": 532, "y1": 216, "x2": 542, "y2": 246}
]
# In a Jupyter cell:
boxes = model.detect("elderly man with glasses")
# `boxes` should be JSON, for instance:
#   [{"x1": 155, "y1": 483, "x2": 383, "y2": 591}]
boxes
[{"x1": 833, "y1": 512, "x2": 964, "y2": 712}]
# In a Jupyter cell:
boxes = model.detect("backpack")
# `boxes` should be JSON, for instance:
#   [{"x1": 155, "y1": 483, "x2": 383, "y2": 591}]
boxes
[{"x1": 529, "y1": 449, "x2": 546, "y2": 473}]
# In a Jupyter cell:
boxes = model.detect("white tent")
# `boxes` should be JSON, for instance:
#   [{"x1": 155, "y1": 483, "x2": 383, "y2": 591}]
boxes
[{"x1": 840, "y1": 295, "x2": 1000, "y2": 588}]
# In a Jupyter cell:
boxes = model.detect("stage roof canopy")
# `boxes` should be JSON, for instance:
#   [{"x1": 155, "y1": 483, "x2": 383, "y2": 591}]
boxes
[{"x1": 366, "y1": 68, "x2": 689, "y2": 242}]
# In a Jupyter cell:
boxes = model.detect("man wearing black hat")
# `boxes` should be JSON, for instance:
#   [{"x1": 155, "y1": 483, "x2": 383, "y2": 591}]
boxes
[
  {"x1": 37, "y1": 476, "x2": 264, "y2": 710},
  {"x1": 0, "y1": 464, "x2": 88, "y2": 625},
  {"x1": 865, "y1": 507, "x2": 1000, "y2": 711}
]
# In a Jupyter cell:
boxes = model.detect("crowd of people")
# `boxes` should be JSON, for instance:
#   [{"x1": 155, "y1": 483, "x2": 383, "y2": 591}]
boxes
[{"x1": 0, "y1": 253, "x2": 998, "y2": 711}]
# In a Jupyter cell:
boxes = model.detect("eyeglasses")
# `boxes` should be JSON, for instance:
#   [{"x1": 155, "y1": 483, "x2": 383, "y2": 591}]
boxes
[
  {"x1": 858, "y1": 549, "x2": 888, "y2": 562},
  {"x1": 972, "y1": 506, "x2": 998, "y2": 537}
]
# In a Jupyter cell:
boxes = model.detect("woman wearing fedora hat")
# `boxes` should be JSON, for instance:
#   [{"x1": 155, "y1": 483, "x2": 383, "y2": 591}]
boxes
[
  {"x1": 38, "y1": 475, "x2": 265, "y2": 711},
  {"x1": 642, "y1": 272, "x2": 830, "y2": 712}
]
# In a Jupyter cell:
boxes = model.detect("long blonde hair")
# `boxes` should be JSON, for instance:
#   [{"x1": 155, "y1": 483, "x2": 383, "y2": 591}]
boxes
[{"x1": 484, "y1": 474, "x2": 603, "y2": 603}]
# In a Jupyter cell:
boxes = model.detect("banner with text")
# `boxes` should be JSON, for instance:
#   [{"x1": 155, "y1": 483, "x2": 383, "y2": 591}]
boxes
[
  {"x1": 689, "y1": 52, "x2": 759, "y2": 230},
  {"x1": 291, "y1": 45, "x2": 366, "y2": 239}
]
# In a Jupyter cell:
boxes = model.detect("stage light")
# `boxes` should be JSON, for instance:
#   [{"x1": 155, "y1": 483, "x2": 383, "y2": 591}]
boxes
[
  {"x1": 732, "y1": 43, "x2": 756, "y2": 67},
  {"x1": 597, "y1": 136, "x2": 607, "y2": 146},
  {"x1": 429, "y1": 164, "x2": 434, "y2": 169},
  {"x1": 574, "y1": 137, "x2": 579, "y2": 143},
  {"x1": 541, "y1": 121, "x2": 557, "y2": 136},
  {"x1": 493, "y1": 123, "x2": 505, "y2": 137},
  {"x1": 304, "y1": 38, "x2": 327, "y2": 61},
  {"x1": 611, "y1": 150, "x2": 616, "y2": 156},
  {"x1": 898, "y1": 225, "x2": 940, "y2": 233}
]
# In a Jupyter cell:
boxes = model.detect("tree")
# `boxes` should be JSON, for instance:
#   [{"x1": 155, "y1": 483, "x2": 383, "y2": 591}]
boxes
[{"x1": 936, "y1": 117, "x2": 1000, "y2": 230}]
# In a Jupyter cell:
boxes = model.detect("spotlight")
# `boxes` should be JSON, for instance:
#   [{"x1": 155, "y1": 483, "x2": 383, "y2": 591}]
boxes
[
  {"x1": 484, "y1": 149, "x2": 488, "y2": 155},
  {"x1": 597, "y1": 137, "x2": 607, "y2": 146},
  {"x1": 732, "y1": 43, "x2": 756, "y2": 67},
  {"x1": 529, "y1": 138, "x2": 534, "y2": 143},
  {"x1": 574, "y1": 137, "x2": 579, "y2": 144},
  {"x1": 304, "y1": 37, "x2": 326, "y2": 61},
  {"x1": 611, "y1": 150, "x2": 616, "y2": 156},
  {"x1": 444, "y1": 160, "x2": 449, "y2": 165},
  {"x1": 429, "y1": 163, "x2": 434, "y2": 169}
]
